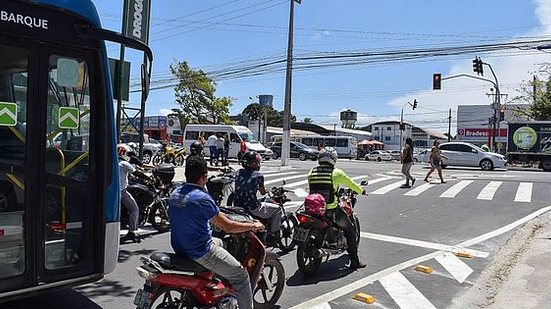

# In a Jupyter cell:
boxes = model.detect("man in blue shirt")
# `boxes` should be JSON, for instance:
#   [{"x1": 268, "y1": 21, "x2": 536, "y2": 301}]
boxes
[{"x1": 169, "y1": 156, "x2": 264, "y2": 309}]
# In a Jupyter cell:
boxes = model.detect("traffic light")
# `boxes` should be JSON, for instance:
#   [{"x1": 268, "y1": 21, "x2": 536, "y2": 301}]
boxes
[
  {"x1": 472, "y1": 57, "x2": 484, "y2": 76},
  {"x1": 433, "y1": 73, "x2": 441, "y2": 90},
  {"x1": 413, "y1": 99, "x2": 418, "y2": 110},
  {"x1": 499, "y1": 108, "x2": 505, "y2": 121},
  {"x1": 399, "y1": 122, "x2": 405, "y2": 131}
]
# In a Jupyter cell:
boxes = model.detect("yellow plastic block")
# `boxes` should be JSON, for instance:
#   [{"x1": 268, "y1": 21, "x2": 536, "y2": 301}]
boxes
[
  {"x1": 455, "y1": 252, "x2": 473, "y2": 259},
  {"x1": 414, "y1": 265, "x2": 433, "y2": 274},
  {"x1": 353, "y1": 293, "x2": 376, "y2": 304}
]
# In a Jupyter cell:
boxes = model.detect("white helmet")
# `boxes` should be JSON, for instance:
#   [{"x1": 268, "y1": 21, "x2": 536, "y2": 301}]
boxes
[{"x1": 318, "y1": 147, "x2": 338, "y2": 166}]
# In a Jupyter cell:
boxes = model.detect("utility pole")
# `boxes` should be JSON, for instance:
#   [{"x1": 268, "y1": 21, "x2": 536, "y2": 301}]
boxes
[
  {"x1": 447, "y1": 109, "x2": 452, "y2": 142},
  {"x1": 282, "y1": 0, "x2": 300, "y2": 166}
]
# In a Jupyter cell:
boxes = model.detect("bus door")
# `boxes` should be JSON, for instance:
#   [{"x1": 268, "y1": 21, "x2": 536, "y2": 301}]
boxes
[{"x1": 0, "y1": 41, "x2": 100, "y2": 293}]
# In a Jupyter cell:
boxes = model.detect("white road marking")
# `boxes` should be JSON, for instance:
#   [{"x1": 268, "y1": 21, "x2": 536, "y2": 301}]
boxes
[
  {"x1": 477, "y1": 181, "x2": 503, "y2": 200},
  {"x1": 514, "y1": 182, "x2": 532, "y2": 203},
  {"x1": 370, "y1": 180, "x2": 404, "y2": 195},
  {"x1": 285, "y1": 175, "x2": 368, "y2": 188},
  {"x1": 265, "y1": 174, "x2": 306, "y2": 185},
  {"x1": 360, "y1": 232, "x2": 488, "y2": 258},
  {"x1": 439, "y1": 180, "x2": 473, "y2": 198},
  {"x1": 290, "y1": 205, "x2": 551, "y2": 309},
  {"x1": 404, "y1": 183, "x2": 434, "y2": 196},
  {"x1": 263, "y1": 171, "x2": 298, "y2": 178},
  {"x1": 379, "y1": 272, "x2": 437, "y2": 309},
  {"x1": 283, "y1": 201, "x2": 303, "y2": 209},
  {"x1": 310, "y1": 303, "x2": 332, "y2": 309},
  {"x1": 367, "y1": 177, "x2": 395, "y2": 185},
  {"x1": 434, "y1": 252, "x2": 473, "y2": 283}
]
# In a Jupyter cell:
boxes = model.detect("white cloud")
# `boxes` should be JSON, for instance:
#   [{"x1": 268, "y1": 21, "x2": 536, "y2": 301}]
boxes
[{"x1": 158, "y1": 108, "x2": 173, "y2": 116}]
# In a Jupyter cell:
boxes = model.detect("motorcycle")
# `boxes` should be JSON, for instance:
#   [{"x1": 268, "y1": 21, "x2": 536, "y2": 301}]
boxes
[
  {"x1": 152, "y1": 144, "x2": 186, "y2": 166},
  {"x1": 133, "y1": 210, "x2": 285, "y2": 309},
  {"x1": 294, "y1": 181, "x2": 367, "y2": 275},
  {"x1": 206, "y1": 166, "x2": 236, "y2": 207},
  {"x1": 120, "y1": 167, "x2": 172, "y2": 233}
]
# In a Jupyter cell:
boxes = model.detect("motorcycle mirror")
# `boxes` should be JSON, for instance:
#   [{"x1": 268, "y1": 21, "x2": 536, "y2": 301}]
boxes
[
  {"x1": 282, "y1": 180, "x2": 286, "y2": 185},
  {"x1": 360, "y1": 180, "x2": 369, "y2": 186},
  {"x1": 293, "y1": 188, "x2": 309, "y2": 198}
]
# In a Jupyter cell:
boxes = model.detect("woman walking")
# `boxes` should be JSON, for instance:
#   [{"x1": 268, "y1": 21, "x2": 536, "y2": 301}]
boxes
[
  {"x1": 424, "y1": 140, "x2": 448, "y2": 183},
  {"x1": 401, "y1": 138, "x2": 415, "y2": 188}
]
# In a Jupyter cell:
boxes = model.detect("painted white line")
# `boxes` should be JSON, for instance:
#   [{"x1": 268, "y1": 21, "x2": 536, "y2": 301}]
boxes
[
  {"x1": 283, "y1": 201, "x2": 303, "y2": 209},
  {"x1": 285, "y1": 179, "x2": 308, "y2": 188},
  {"x1": 434, "y1": 252, "x2": 473, "y2": 283},
  {"x1": 439, "y1": 180, "x2": 473, "y2": 198},
  {"x1": 404, "y1": 183, "x2": 434, "y2": 196},
  {"x1": 514, "y1": 182, "x2": 532, "y2": 203},
  {"x1": 477, "y1": 181, "x2": 503, "y2": 200},
  {"x1": 265, "y1": 174, "x2": 306, "y2": 185},
  {"x1": 370, "y1": 180, "x2": 404, "y2": 195},
  {"x1": 367, "y1": 177, "x2": 394, "y2": 185},
  {"x1": 263, "y1": 171, "x2": 299, "y2": 178},
  {"x1": 379, "y1": 272, "x2": 436, "y2": 309},
  {"x1": 310, "y1": 303, "x2": 332, "y2": 309},
  {"x1": 360, "y1": 232, "x2": 489, "y2": 258},
  {"x1": 290, "y1": 205, "x2": 551, "y2": 309}
]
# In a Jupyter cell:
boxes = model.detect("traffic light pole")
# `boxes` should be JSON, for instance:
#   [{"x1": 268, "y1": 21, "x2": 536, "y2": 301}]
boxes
[{"x1": 483, "y1": 62, "x2": 500, "y2": 153}]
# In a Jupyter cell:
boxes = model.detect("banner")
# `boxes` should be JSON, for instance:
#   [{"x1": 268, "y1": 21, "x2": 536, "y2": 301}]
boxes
[{"x1": 123, "y1": 0, "x2": 151, "y2": 44}]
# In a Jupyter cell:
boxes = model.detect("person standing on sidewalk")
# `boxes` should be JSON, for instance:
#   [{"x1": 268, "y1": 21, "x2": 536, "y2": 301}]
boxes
[
  {"x1": 216, "y1": 134, "x2": 225, "y2": 166},
  {"x1": 207, "y1": 133, "x2": 217, "y2": 166},
  {"x1": 424, "y1": 140, "x2": 448, "y2": 183},
  {"x1": 223, "y1": 134, "x2": 230, "y2": 166},
  {"x1": 401, "y1": 138, "x2": 415, "y2": 188}
]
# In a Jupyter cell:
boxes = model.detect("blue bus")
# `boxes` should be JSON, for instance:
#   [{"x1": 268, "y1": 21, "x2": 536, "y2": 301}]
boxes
[{"x1": 0, "y1": 0, "x2": 152, "y2": 301}]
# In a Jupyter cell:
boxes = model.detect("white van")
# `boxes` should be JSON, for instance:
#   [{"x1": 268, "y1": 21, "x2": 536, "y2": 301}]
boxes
[{"x1": 183, "y1": 124, "x2": 273, "y2": 160}]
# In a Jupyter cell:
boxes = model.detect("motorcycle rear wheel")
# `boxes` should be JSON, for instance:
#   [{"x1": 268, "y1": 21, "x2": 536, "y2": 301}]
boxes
[
  {"x1": 150, "y1": 200, "x2": 170, "y2": 233},
  {"x1": 147, "y1": 288, "x2": 197, "y2": 309},
  {"x1": 152, "y1": 154, "x2": 163, "y2": 166},
  {"x1": 354, "y1": 215, "x2": 361, "y2": 246},
  {"x1": 254, "y1": 252, "x2": 285, "y2": 309},
  {"x1": 296, "y1": 231, "x2": 322, "y2": 275},
  {"x1": 277, "y1": 214, "x2": 298, "y2": 252}
]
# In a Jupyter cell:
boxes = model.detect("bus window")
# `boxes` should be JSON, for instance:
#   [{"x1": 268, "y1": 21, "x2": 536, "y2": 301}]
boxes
[
  {"x1": 185, "y1": 131, "x2": 198, "y2": 141},
  {"x1": 302, "y1": 137, "x2": 313, "y2": 146},
  {"x1": 324, "y1": 138, "x2": 336, "y2": 147},
  {"x1": 239, "y1": 131, "x2": 255, "y2": 142},
  {"x1": 337, "y1": 138, "x2": 348, "y2": 147},
  {"x1": 313, "y1": 137, "x2": 324, "y2": 147},
  {"x1": 0, "y1": 44, "x2": 28, "y2": 279},
  {"x1": 230, "y1": 133, "x2": 240, "y2": 143}
]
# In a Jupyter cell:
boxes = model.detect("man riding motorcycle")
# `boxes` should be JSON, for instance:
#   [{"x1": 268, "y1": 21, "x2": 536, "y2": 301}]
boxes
[
  {"x1": 308, "y1": 147, "x2": 367, "y2": 268},
  {"x1": 234, "y1": 151, "x2": 282, "y2": 242},
  {"x1": 169, "y1": 156, "x2": 264, "y2": 309}
]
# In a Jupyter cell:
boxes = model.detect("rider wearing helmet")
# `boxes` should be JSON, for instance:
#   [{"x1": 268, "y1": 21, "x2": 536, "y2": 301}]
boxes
[
  {"x1": 234, "y1": 151, "x2": 282, "y2": 242},
  {"x1": 188, "y1": 141, "x2": 228, "y2": 172},
  {"x1": 308, "y1": 147, "x2": 367, "y2": 268}
]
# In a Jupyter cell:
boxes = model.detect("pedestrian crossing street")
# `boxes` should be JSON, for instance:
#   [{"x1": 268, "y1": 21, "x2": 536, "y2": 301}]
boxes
[{"x1": 263, "y1": 169, "x2": 545, "y2": 204}]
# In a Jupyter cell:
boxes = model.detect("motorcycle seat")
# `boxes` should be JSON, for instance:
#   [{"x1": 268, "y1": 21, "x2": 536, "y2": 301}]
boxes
[{"x1": 150, "y1": 252, "x2": 209, "y2": 273}]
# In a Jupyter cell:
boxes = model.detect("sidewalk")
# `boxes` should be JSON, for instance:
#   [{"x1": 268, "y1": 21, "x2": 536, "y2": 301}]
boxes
[{"x1": 451, "y1": 211, "x2": 551, "y2": 308}]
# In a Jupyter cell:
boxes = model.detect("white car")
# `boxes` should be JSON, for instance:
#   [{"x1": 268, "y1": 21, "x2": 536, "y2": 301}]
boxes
[
  {"x1": 438, "y1": 142, "x2": 506, "y2": 171},
  {"x1": 413, "y1": 149, "x2": 430, "y2": 163},
  {"x1": 366, "y1": 150, "x2": 392, "y2": 161}
]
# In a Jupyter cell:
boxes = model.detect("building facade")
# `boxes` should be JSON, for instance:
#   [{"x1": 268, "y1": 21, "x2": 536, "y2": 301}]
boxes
[{"x1": 368, "y1": 121, "x2": 447, "y2": 151}]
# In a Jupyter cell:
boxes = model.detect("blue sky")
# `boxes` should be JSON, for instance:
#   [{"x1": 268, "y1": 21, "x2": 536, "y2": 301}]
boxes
[{"x1": 94, "y1": 0, "x2": 550, "y2": 132}]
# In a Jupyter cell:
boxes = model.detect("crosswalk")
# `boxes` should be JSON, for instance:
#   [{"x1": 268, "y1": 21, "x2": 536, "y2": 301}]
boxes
[{"x1": 260, "y1": 169, "x2": 545, "y2": 204}]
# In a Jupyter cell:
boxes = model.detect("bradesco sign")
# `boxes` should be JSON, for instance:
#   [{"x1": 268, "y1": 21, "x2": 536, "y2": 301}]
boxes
[
  {"x1": 457, "y1": 128, "x2": 508, "y2": 138},
  {"x1": 124, "y1": 0, "x2": 151, "y2": 44}
]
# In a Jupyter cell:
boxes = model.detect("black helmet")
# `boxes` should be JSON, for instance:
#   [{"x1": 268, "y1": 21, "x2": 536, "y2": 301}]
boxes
[
  {"x1": 190, "y1": 141, "x2": 204, "y2": 156},
  {"x1": 241, "y1": 151, "x2": 262, "y2": 171}
]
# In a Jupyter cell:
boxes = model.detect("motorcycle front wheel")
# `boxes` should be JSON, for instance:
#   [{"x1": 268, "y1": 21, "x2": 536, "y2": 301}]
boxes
[
  {"x1": 277, "y1": 213, "x2": 298, "y2": 253},
  {"x1": 296, "y1": 231, "x2": 322, "y2": 275},
  {"x1": 353, "y1": 215, "x2": 361, "y2": 246},
  {"x1": 147, "y1": 287, "x2": 197, "y2": 309},
  {"x1": 150, "y1": 200, "x2": 170, "y2": 233},
  {"x1": 152, "y1": 154, "x2": 163, "y2": 166},
  {"x1": 254, "y1": 252, "x2": 285, "y2": 309}
]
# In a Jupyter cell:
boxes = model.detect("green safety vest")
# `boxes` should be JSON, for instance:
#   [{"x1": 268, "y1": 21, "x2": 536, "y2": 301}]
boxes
[{"x1": 308, "y1": 165, "x2": 335, "y2": 204}]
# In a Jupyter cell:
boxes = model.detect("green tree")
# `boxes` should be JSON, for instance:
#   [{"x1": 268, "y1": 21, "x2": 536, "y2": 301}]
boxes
[
  {"x1": 170, "y1": 61, "x2": 232, "y2": 124},
  {"x1": 512, "y1": 63, "x2": 551, "y2": 121},
  {"x1": 240, "y1": 103, "x2": 296, "y2": 126},
  {"x1": 302, "y1": 117, "x2": 313, "y2": 123}
]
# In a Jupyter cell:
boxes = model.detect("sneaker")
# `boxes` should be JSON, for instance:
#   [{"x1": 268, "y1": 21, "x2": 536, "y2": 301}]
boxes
[
  {"x1": 350, "y1": 259, "x2": 367, "y2": 269},
  {"x1": 411, "y1": 178, "x2": 416, "y2": 186},
  {"x1": 120, "y1": 232, "x2": 140, "y2": 244},
  {"x1": 400, "y1": 184, "x2": 411, "y2": 188}
]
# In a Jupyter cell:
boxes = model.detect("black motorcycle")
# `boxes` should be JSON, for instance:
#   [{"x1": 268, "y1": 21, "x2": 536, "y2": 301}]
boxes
[
  {"x1": 294, "y1": 182, "x2": 367, "y2": 275},
  {"x1": 206, "y1": 166, "x2": 236, "y2": 206},
  {"x1": 121, "y1": 165, "x2": 173, "y2": 233}
]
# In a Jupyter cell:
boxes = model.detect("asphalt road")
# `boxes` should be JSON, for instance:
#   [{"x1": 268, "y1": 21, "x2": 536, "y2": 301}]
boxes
[{"x1": 5, "y1": 159, "x2": 551, "y2": 308}]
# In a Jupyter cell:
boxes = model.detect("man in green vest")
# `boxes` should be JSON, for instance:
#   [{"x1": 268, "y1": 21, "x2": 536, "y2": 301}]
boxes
[{"x1": 308, "y1": 147, "x2": 367, "y2": 268}]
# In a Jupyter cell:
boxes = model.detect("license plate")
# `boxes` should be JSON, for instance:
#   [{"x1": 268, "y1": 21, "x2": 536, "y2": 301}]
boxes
[
  {"x1": 133, "y1": 288, "x2": 152, "y2": 308},
  {"x1": 293, "y1": 227, "x2": 310, "y2": 242}
]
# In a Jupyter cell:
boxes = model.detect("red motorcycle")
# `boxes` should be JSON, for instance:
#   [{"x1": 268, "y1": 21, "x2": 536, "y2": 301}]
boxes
[{"x1": 133, "y1": 220, "x2": 285, "y2": 308}]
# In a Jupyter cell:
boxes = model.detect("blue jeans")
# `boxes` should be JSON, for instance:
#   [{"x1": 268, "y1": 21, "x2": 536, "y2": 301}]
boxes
[
  {"x1": 209, "y1": 146, "x2": 217, "y2": 165},
  {"x1": 216, "y1": 148, "x2": 224, "y2": 165},
  {"x1": 193, "y1": 239, "x2": 252, "y2": 309}
]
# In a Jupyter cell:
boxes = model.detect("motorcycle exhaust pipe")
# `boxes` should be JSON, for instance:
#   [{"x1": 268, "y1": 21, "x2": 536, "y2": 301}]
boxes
[{"x1": 313, "y1": 248, "x2": 330, "y2": 259}]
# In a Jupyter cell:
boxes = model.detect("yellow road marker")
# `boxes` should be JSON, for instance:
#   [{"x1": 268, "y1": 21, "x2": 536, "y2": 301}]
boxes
[
  {"x1": 455, "y1": 252, "x2": 473, "y2": 259},
  {"x1": 414, "y1": 265, "x2": 433, "y2": 274},
  {"x1": 353, "y1": 293, "x2": 376, "y2": 304}
]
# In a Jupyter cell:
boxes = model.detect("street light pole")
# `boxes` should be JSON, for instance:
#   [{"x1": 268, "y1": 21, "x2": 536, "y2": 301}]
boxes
[{"x1": 281, "y1": 0, "x2": 299, "y2": 166}]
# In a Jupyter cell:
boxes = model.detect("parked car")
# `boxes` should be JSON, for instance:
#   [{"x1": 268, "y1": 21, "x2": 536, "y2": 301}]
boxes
[
  {"x1": 413, "y1": 149, "x2": 430, "y2": 163},
  {"x1": 438, "y1": 142, "x2": 506, "y2": 171},
  {"x1": 365, "y1": 150, "x2": 392, "y2": 161},
  {"x1": 267, "y1": 141, "x2": 319, "y2": 161},
  {"x1": 120, "y1": 132, "x2": 163, "y2": 164},
  {"x1": 389, "y1": 150, "x2": 401, "y2": 161}
]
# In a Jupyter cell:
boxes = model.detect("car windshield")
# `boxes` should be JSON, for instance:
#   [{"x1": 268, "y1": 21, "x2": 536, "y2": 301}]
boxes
[
  {"x1": 239, "y1": 132, "x2": 257, "y2": 142},
  {"x1": 294, "y1": 142, "x2": 309, "y2": 149},
  {"x1": 471, "y1": 144, "x2": 486, "y2": 152}
]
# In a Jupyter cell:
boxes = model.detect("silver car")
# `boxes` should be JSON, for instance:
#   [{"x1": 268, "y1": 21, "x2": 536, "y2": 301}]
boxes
[{"x1": 438, "y1": 142, "x2": 506, "y2": 171}]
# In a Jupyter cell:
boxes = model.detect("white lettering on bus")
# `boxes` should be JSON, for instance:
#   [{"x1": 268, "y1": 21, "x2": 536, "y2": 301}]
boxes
[
  {"x1": 0, "y1": 11, "x2": 48, "y2": 30},
  {"x1": 132, "y1": 0, "x2": 144, "y2": 39}
]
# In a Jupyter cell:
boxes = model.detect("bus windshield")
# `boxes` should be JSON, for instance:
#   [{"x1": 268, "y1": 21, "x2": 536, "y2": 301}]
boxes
[{"x1": 239, "y1": 131, "x2": 257, "y2": 142}]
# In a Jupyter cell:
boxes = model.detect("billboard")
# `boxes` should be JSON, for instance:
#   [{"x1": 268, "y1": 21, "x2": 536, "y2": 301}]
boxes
[{"x1": 124, "y1": 0, "x2": 151, "y2": 44}]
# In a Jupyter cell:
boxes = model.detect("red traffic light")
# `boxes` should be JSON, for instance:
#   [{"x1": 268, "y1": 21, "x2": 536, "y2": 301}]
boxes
[{"x1": 433, "y1": 73, "x2": 441, "y2": 90}]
